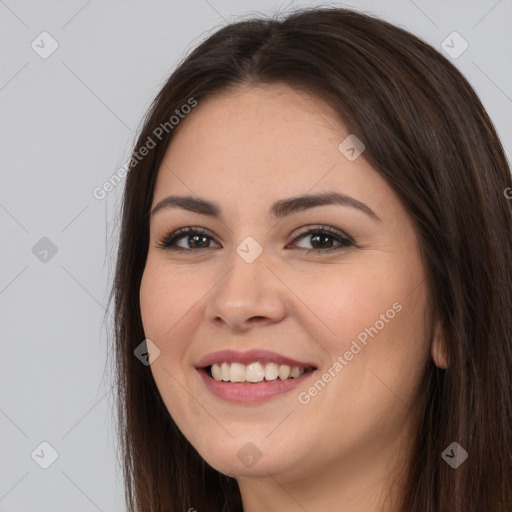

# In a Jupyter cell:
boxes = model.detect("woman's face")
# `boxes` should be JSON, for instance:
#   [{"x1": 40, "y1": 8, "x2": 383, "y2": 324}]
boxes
[{"x1": 139, "y1": 83, "x2": 434, "y2": 487}]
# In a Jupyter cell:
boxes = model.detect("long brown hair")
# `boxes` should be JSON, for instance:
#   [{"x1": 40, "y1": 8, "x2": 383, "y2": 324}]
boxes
[{"x1": 106, "y1": 6, "x2": 512, "y2": 511}]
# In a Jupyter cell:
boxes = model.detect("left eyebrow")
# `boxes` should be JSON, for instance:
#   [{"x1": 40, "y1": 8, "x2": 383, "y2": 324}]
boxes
[{"x1": 150, "y1": 191, "x2": 381, "y2": 222}]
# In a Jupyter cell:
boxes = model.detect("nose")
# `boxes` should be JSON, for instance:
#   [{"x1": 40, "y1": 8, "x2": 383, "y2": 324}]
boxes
[{"x1": 204, "y1": 246, "x2": 287, "y2": 331}]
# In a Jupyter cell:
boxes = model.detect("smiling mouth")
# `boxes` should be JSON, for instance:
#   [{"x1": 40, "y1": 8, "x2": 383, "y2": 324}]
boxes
[{"x1": 204, "y1": 362, "x2": 317, "y2": 383}]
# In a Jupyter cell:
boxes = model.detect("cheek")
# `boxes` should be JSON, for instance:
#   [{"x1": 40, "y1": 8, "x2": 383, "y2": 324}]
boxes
[
  {"x1": 294, "y1": 269, "x2": 429, "y2": 455},
  {"x1": 139, "y1": 264, "x2": 200, "y2": 428},
  {"x1": 301, "y1": 257, "x2": 430, "y2": 392},
  {"x1": 295, "y1": 262, "x2": 408, "y2": 349},
  {"x1": 317, "y1": 267, "x2": 430, "y2": 408},
  {"x1": 139, "y1": 262, "x2": 194, "y2": 341},
  {"x1": 139, "y1": 266, "x2": 165, "y2": 340}
]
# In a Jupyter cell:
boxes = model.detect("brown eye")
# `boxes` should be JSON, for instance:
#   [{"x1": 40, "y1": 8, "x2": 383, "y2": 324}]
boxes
[
  {"x1": 156, "y1": 225, "x2": 355, "y2": 254},
  {"x1": 289, "y1": 227, "x2": 354, "y2": 253},
  {"x1": 156, "y1": 227, "x2": 219, "y2": 251}
]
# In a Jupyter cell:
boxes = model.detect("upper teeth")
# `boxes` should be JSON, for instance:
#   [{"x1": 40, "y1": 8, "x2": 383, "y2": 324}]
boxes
[{"x1": 210, "y1": 362, "x2": 306, "y2": 383}]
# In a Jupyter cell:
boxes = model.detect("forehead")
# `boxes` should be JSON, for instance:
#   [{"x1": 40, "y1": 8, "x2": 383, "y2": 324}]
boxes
[
  {"x1": 152, "y1": 84, "x2": 394, "y2": 219},
  {"x1": 166, "y1": 84, "x2": 339, "y2": 166}
]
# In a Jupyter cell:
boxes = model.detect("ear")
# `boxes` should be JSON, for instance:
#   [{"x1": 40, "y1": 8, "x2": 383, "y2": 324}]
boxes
[{"x1": 431, "y1": 319, "x2": 449, "y2": 369}]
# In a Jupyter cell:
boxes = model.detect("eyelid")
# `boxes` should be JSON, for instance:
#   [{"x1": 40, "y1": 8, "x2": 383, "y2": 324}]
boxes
[
  {"x1": 156, "y1": 226, "x2": 218, "y2": 250},
  {"x1": 290, "y1": 224, "x2": 355, "y2": 244},
  {"x1": 155, "y1": 224, "x2": 355, "y2": 252}
]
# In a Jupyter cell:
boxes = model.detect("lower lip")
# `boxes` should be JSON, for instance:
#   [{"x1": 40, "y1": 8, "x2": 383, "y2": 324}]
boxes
[{"x1": 197, "y1": 368, "x2": 316, "y2": 403}]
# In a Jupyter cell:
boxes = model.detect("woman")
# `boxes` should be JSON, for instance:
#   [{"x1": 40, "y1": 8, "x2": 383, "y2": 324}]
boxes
[{"x1": 108, "y1": 6, "x2": 512, "y2": 511}]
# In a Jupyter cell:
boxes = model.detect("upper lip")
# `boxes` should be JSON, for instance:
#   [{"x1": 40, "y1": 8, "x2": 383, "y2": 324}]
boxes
[{"x1": 195, "y1": 349, "x2": 317, "y2": 369}]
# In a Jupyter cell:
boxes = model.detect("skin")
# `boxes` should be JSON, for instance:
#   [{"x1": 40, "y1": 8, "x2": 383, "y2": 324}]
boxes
[{"x1": 139, "y1": 83, "x2": 446, "y2": 512}]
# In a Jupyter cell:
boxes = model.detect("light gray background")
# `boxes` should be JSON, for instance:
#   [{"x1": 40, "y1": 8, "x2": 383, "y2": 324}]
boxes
[{"x1": 1, "y1": 1, "x2": 510, "y2": 511}]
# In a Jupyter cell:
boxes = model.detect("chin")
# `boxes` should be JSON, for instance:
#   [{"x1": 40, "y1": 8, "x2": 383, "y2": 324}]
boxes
[{"x1": 195, "y1": 437, "x2": 303, "y2": 479}]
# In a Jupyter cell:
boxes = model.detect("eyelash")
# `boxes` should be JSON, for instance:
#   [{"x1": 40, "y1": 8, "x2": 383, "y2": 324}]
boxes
[{"x1": 155, "y1": 225, "x2": 355, "y2": 254}]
